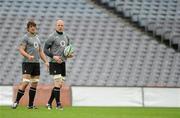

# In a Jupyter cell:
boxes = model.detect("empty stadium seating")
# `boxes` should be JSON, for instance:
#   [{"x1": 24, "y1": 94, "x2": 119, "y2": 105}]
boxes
[
  {"x1": 99, "y1": 0, "x2": 180, "y2": 51},
  {"x1": 0, "y1": 0, "x2": 180, "y2": 87}
]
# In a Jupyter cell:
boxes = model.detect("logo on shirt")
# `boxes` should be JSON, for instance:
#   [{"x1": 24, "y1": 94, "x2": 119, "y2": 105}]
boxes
[
  {"x1": 34, "y1": 37, "x2": 40, "y2": 49},
  {"x1": 34, "y1": 42, "x2": 39, "y2": 49},
  {"x1": 60, "y1": 40, "x2": 66, "y2": 47}
]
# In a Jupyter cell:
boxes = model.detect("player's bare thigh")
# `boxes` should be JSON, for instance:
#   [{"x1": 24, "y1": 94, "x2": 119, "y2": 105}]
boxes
[
  {"x1": 19, "y1": 74, "x2": 39, "y2": 89},
  {"x1": 30, "y1": 75, "x2": 40, "y2": 88},
  {"x1": 53, "y1": 74, "x2": 65, "y2": 88},
  {"x1": 19, "y1": 74, "x2": 31, "y2": 90}
]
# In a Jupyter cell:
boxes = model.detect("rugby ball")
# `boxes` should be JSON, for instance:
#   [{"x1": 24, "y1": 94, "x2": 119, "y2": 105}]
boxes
[{"x1": 64, "y1": 44, "x2": 74, "y2": 57}]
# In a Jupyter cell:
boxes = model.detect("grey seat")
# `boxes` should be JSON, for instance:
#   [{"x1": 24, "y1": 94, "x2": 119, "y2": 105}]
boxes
[{"x1": 0, "y1": 0, "x2": 180, "y2": 87}]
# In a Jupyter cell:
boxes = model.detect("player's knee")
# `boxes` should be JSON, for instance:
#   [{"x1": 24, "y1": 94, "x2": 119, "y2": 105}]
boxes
[
  {"x1": 30, "y1": 79, "x2": 39, "y2": 87},
  {"x1": 53, "y1": 74, "x2": 65, "y2": 88},
  {"x1": 31, "y1": 82, "x2": 38, "y2": 88},
  {"x1": 55, "y1": 81, "x2": 64, "y2": 88},
  {"x1": 19, "y1": 81, "x2": 29, "y2": 90},
  {"x1": 54, "y1": 81, "x2": 60, "y2": 87},
  {"x1": 59, "y1": 84, "x2": 63, "y2": 88}
]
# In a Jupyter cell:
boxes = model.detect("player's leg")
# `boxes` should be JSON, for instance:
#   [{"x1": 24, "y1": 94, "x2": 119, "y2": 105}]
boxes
[
  {"x1": 46, "y1": 62, "x2": 65, "y2": 110},
  {"x1": 12, "y1": 62, "x2": 32, "y2": 109},
  {"x1": 53, "y1": 62, "x2": 65, "y2": 109},
  {"x1": 12, "y1": 74, "x2": 30, "y2": 109},
  {"x1": 47, "y1": 77, "x2": 64, "y2": 110},
  {"x1": 53, "y1": 75, "x2": 65, "y2": 110},
  {"x1": 46, "y1": 87, "x2": 54, "y2": 109},
  {"x1": 46, "y1": 78, "x2": 62, "y2": 110},
  {"x1": 46, "y1": 62, "x2": 55, "y2": 109},
  {"x1": 27, "y1": 63, "x2": 40, "y2": 109},
  {"x1": 27, "y1": 75, "x2": 39, "y2": 109}
]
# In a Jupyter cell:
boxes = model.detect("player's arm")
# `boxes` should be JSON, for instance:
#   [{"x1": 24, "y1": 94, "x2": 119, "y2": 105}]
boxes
[
  {"x1": 39, "y1": 47, "x2": 49, "y2": 69},
  {"x1": 39, "y1": 48, "x2": 48, "y2": 64},
  {"x1": 43, "y1": 42, "x2": 53, "y2": 58},
  {"x1": 44, "y1": 40, "x2": 62, "y2": 63},
  {"x1": 19, "y1": 45, "x2": 34, "y2": 61}
]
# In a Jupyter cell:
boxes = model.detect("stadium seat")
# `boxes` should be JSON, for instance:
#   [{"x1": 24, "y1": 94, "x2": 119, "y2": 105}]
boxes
[{"x1": 0, "y1": 0, "x2": 180, "y2": 87}]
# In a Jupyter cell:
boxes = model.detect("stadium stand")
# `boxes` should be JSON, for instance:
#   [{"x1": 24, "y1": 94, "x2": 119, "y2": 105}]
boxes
[
  {"x1": 0, "y1": 0, "x2": 180, "y2": 87},
  {"x1": 98, "y1": 0, "x2": 180, "y2": 51}
]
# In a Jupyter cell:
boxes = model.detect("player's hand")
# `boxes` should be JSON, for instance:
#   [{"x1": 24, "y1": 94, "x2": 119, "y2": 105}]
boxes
[
  {"x1": 53, "y1": 56, "x2": 62, "y2": 64},
  {"x1": 28, "y1": 55, "x2": 34, "y2": 61},
  {"x1": 67, "y1": 54, "x2": 73, "y2": 58}
]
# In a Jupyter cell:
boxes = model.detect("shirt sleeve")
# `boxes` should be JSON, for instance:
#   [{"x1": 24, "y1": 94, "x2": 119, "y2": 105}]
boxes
[
  {"x1": 43, "y1": 35, "x2": 54, "y2": 58},
  {"x1": 37, "y1": 37, "x2": 43, "y2": 51},
  {"x1": 19, "y1": 36, "x2": 28, "y2": 47},
  {"x1": 66, "y1": 35, "x2": 73, "y2": 46}
]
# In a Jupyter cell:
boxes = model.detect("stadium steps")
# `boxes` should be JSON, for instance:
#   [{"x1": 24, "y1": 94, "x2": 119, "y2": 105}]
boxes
[
  {"x1": 93, "y1": 0, "x2": 180, "y2": 52},
  {"x1": 0, "y1": 0, "x2": 180, "y2": 87}
]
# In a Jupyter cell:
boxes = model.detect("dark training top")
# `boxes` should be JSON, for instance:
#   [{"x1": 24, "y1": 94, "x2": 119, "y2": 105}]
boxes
[
  {"x1": 44, "y1": 31, "x2": 71, "y2": 62},
  {"x1": 19, "y1": 33, "x2": 42, "y2": 63}
]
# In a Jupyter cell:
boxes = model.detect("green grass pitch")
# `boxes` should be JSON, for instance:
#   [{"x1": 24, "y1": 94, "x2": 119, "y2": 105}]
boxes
[{"x1": 0, "y1": 106, "x2": 180, "y2": 118}]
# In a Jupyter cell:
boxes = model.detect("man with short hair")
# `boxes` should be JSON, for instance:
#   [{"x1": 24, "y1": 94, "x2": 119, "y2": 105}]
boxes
[
  {"x1": 44, "y1": 19, "x2": 73, "y2": 110},
  {"x1": 12, "y1": 20, "x2": 49, "y2": 109}
]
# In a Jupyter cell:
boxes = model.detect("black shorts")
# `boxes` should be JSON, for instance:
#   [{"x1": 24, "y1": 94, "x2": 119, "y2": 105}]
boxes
[
  {"x1": 49, "y1": 62, "x2": 66, "y2": 76},
  {"x1": 22, "y1": 62, "x2": 40, "y2": 76}
]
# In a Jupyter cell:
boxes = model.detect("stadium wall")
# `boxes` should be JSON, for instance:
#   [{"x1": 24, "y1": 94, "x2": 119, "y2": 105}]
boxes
[
  {"x1": 72, "y1": 87, "x2": 180, "y2": 107},
  {"x1": 0, "y1": 86, "x2": 12, "y2": 105},
  {"x1": 1, "y1": 86, "x2": 180, "y2": 107}
]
